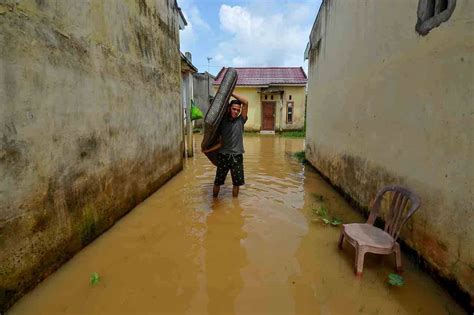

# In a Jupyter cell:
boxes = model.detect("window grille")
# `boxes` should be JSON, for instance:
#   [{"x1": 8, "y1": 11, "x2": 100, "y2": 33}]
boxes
[
  {"x1": 416, "y1": 0, "x2": 456, "y2": 35},
  {"x1": 287, "y1": 102, "x2": 294, "y2": 124}
]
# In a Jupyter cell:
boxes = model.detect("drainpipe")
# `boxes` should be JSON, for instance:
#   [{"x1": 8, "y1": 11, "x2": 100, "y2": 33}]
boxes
[
  {"x1": 186, "y1": 72, "x2": 193, "y2": 157},
  {"x1": 180, "y1": 74, "x2": 186, "y2": 157},
  {"x1": 185, "y1": 52, "x2": 194, "y2": 157},
  {"x1": 279, "y1": 90, "x2": 284, "y2": 132},
  {"x1": 207, "y1": 72, "x2": 210, "y2": 108}
]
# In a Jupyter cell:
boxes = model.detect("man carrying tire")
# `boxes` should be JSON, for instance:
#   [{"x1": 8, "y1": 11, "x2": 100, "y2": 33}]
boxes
[{"x1": 202, "y1": 92, "x2": 248, "y2": 198}]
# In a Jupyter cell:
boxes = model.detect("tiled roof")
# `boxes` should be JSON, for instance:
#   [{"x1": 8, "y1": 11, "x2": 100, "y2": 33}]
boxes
[{"x1": 213, "y1": 67, "x2": 307, "y2": 86}]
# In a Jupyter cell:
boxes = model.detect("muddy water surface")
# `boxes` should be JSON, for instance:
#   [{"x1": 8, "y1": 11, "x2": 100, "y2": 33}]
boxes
[{"x1": 10, "y1": 135, "x2": 463, "y2": 314}]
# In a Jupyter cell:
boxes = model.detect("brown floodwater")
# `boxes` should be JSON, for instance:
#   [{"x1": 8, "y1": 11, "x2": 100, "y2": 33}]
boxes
[{"x1": 10, "y1": 135, "x2": 463, "y2": 314}]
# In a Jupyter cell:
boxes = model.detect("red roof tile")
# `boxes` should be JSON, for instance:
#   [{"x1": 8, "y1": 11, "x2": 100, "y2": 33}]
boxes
[{"x1": 213, "y1": 67, "x2": 307, "y2": 86}]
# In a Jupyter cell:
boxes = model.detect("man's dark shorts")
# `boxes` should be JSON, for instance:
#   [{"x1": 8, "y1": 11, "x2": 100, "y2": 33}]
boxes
[{"x1": 214, "y1": 153, "x2": 245, "y2": 186}]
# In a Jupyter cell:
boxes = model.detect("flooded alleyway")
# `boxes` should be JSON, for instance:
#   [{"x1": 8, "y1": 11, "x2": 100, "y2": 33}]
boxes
[{"x1": 9, "y1": 135, "x2": 463, "y2": 314}]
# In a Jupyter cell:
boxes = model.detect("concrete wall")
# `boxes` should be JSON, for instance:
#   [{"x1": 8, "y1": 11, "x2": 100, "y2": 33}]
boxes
[
  {"x1": 306, "y1": 0, "x2": 473, "y2": 307},
  {"x1": 0, "y1": 0, "x2": 183, "y2": 310},
  {"x1": 193, "y1": 72, "x2": 215, "y2": 128},
  {"x1": 216, "y1": 86, "x2": 306, "y2": 131}
]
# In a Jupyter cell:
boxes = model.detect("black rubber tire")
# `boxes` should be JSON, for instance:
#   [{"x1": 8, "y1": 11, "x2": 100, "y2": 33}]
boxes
[{"x1": 201, "y1": 68, "x2": 238, "y2": 165}]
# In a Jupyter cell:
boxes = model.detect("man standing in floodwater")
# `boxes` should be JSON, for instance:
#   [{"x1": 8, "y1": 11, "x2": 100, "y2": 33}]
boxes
[{"x1": 203, "y1": 93, "x2": 248, "y2": 198}]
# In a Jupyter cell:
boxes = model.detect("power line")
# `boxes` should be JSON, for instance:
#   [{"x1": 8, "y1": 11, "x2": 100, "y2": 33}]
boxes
[{"x1": 195, "y1": 64, "x2": 223, "y2": 68}]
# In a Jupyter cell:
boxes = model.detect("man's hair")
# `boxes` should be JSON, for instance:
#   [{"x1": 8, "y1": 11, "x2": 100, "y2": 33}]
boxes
[{"x1": 229, "y1": 99, "x2": 242, "y2": 107}]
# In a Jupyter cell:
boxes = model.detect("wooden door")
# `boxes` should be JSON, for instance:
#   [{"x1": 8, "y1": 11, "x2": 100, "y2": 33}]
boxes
[{"x1": 261, "y1": 102, "x2": 275, "y2": 130}]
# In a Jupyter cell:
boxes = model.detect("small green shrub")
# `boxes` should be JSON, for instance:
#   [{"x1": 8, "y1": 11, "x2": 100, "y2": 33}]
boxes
[
  {"x1": 90, "y1": 272, "x2": 100, "y2": 285},
  {"x1": 280, "y1": 130, "x2": 305, "y2": 138},
  {"x1": 312, "y1": 206, "x2": 343, "y2": 226},
  {"x1": 293, "y1": 150, "x2": 306, "y2": 163}
]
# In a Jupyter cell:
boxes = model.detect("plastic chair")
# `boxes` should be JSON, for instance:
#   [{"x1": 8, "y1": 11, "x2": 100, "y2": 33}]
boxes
[{"x1": 338, "y1": 185, "x2": 421, "y2": 275}]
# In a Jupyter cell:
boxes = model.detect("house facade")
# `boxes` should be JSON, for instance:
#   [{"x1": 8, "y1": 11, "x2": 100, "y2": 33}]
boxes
[
  {"x1": 213, "y1": 67, "x2": 307, "y2": 132},
  {"x1": 305, "y1": 0, "x2": 473, "y2": 309}
]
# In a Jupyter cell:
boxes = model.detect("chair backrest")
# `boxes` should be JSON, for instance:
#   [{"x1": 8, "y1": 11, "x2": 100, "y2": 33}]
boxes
[{"x1": 367, "y1": 185, "x2": 421, "y2": 240}]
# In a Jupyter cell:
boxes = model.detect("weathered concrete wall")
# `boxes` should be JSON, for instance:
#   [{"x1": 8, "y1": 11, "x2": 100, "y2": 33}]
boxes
[
  {"x1": 193, "y1": 72, "x2": 214, "y2": 128},
  {"x1": 0, "y1": 0, "x2": 183, "y2": 310},
  {"x1": 306, "y1": 0, "x2": 473, "y2": 307}
]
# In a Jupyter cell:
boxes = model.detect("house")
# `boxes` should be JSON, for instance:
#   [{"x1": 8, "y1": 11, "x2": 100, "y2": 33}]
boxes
[
  {"x1": 213, "y1": 67, "x2": 307, "y2": 132},
  {"x1": 305, "y1": 0, "x2": 473, "y2": 309}
]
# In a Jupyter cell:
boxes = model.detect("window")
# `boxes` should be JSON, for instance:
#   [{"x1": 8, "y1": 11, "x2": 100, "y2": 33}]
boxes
[
  {"x1": 265, "y1": 95, "x2": 267, "y2": 100},
  {"x1": 287, "y1": 102, "x2": 294, "y2": 124},
  {"x1": 289, "y1": 95, "x2": 292, "y2": 100},
  {"x1": 271, "y1": 95, "x2": 274, "y2": 100},
  {"x1": 416, "y1": 0, "x2": 456, "y2": 36}
]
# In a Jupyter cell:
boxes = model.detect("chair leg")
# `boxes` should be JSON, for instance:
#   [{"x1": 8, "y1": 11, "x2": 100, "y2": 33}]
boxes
[
  {"x1": 354, "y1": 246, "x2": 366, "y2": 276},
  {"x1": 338, "y1": 231, "x2": 344, "y2": 249},
  {"x1": 394, "y1": 242, "x2": 403, "y2": 272}
]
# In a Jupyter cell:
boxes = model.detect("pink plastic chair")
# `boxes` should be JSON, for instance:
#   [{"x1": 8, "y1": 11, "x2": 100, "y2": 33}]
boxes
[{"x1": 338, "y1": 185, "x2": 421, "y2": 275}]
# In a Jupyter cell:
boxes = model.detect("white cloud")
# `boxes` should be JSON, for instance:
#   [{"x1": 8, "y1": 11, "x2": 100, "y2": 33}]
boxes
[
  {"x1": 178, "y1": 0, "x2": 211, "y2": 52},
  {"x1": 214, "y1": 53, "x2": 225, "y2": 63},
  {"x1": 215, "y1": 2, "x2": 315, "y2": 72},
  {"x1": 179, "y1": 18, "x2": 195, "y2": 52},
  {"x1": 186, "y1": 4, "x2": 210, "y2": 31}
]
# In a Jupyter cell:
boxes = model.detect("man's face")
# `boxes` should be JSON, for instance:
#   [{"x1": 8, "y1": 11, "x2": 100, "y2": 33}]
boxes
[{"x1": 229, "y1": 104, "x2": 241, "y2": 119}]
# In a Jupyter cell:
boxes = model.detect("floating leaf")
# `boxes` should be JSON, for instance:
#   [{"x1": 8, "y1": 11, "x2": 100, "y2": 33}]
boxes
[
  {"x1": 388, "y1": 273, "x2": 404, "y2": 286},
  {"x1": 321, "y1": 217, "x2": 330, "y2": 224},
  {"x1": 90, "y1": 272, "x2": 100, "y2": 285},
  {"x1": 330, "y1": 217, "x2": 343, "y2": 226}
]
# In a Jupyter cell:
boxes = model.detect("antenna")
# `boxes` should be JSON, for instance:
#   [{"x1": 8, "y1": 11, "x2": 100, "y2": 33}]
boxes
[{"x1": 206, "y1": 57, "x2": 213, "y2": 72}]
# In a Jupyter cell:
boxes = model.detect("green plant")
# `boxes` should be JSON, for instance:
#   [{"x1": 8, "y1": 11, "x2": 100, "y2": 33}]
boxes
[
  {"x1": 293, "y1": 150, "x2": 306, "y2": 163},
  {"x1": 280, "y1": 130, "x2": 305, "y2": 138},
  {"x1": 330, "y1": 218, "x2": 343, "y2": 226},
  {"x1": 387, "y1": 273, "x2": 404, "y2": 286},
  {"x1": 313, "y1": 205, "x2": 328, "y2": 217},
  {"x1": 90, "y1": 272, "x2": 100, "y2": 285},
  {"x1": 312, "y1": 206, "x2": 343, "y2": 226}
]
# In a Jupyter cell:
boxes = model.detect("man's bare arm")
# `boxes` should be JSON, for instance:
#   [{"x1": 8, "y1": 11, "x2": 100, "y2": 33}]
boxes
[{"x1": 232, "y1": 92, "x2": 248, "y2": 120}]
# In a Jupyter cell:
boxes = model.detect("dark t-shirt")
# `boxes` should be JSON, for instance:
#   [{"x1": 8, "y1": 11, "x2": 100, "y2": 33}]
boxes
[{"x1": 218, "y1": 115, "x2": 247, "y2": 154}]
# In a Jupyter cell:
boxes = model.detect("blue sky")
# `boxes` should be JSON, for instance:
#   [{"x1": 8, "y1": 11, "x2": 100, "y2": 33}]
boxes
[{"x1": 178, "y1": 0, "x2": 322, "y2": 76}]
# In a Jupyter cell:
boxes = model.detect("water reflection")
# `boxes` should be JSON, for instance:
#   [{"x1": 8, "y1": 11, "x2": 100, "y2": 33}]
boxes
[
  {"x1": 8, "y1": 135, "x2": 464, "y2": 315},
  {"x1": 205, "y1": 199, "x2": 247, "y2": 315}
]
